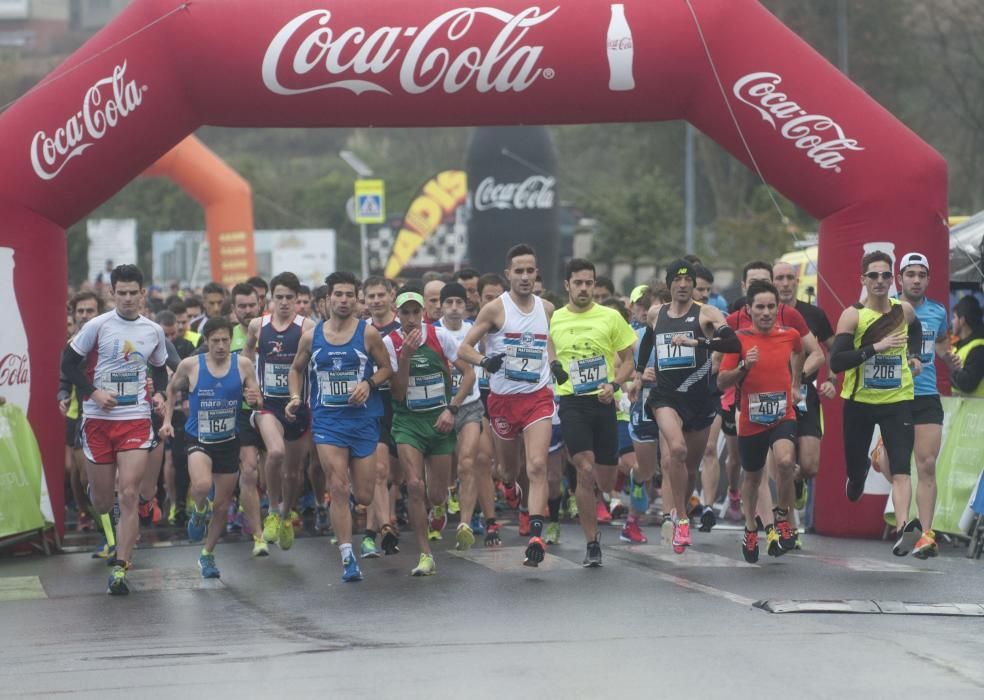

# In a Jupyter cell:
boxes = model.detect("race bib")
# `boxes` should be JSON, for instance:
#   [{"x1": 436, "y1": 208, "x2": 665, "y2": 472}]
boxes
[
  {"x1": 504, "y1": 345, "x2": 544, "y2": 383},
  {"x1": 796, "y1": 382, "x2": 810, "y2": 412},
  {"x1": 318, "y1": 369, "x2": 358, "y2": 407},
  {"x1": 656, "y1": 332, "x2": 696, "y2": 370},
  {"x1": 263, "y1": 362, "x2": 291, "y2": 398},
  {"x1": 920, "y1": 330, "x2": 935, "y2": 364},
  {"x1": 569, "y1": 355, "x2": 607, "y2": 395},
  {"x1": 478, "y1": 366, "x2": 490, "y2": 390},
  {"x1": 101, "y1": 370, "x2": 142, "y2": 407},
  {"x1": 407, "y1": 372, "x2": 447, "y2": 412},
  {"x1": 863, "y1": 354, "x2": 902, "y2": 390},
  {"x1": 748, "y1": 391, "x2": 787, "y2": 426},
  {"x1": 450, "y1": 370, "x2": 463, "y2": 396},
  {"x1": 197, "y1": 405, "x2": 237, "y2": 443}
]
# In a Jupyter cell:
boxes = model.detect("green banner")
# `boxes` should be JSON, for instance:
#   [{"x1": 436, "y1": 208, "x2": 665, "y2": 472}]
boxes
[
  {"x1": 885, "y1": 397, "x2": 984, "y2": 534},
  {"x1": 0, "y1": 402, "x2": 46, "y2": 538}
]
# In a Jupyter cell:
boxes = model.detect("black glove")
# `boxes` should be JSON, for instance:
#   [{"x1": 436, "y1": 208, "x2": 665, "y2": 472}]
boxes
[
  {"x1": 481, "y1": 353, "x2": 506, "y2": 374},
  {"x1": 550, "y1": 360, "x2": 569, "y2": 385}
]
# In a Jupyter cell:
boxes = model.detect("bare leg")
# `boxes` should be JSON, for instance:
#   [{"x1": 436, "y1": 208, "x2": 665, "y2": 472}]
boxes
[
  {"x1": 456, "y1": 421, "x2": 483, "y2": 524},
  {"x1": 114, "y1": 450, "x2": 149, "y2": 563},
  {"x1": 398, "y1": 444, "x2": 432, "y2": 556},
  {"x1": 238, "y1": 445, "x2": 262, "y2": 535},
  {"x1": 913, "y1": 423, "x2": 940, "y2": 529},
  {"x1": 522, "y1": 419, "x2": 553, "y2": 517}
]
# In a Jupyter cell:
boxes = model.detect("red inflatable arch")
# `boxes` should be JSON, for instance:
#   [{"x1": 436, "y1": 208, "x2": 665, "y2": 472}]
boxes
[{"x1": 0, "y1": 0, "x2": 947, "y2": 537}]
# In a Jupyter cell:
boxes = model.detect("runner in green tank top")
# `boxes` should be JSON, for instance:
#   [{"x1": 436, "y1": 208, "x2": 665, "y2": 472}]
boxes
[
  {"x1": 830, "y1": 250, "x2": 925, "y2": 556},
  {"x1": 383, "y1": 287, "x2": 475, "y2": 577}
]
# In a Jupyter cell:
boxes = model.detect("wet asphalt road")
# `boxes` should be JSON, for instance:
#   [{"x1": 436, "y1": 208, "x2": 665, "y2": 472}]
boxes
[{"x1": 2, "y1": 520, "x2": 983, "y2": 699}]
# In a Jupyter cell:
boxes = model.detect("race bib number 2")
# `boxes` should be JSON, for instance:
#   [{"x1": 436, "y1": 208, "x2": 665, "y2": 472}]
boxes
[{"x1": 504, "y1": 346, "x2": 543, "y2": 383}]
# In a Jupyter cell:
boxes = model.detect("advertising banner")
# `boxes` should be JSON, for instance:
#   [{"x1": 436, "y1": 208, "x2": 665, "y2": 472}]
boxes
[
  {"x1": 884, "y1": 397, "x2": 984, "y2": 535},
  {"x1": 0, "y1": 401, "x2": 48, "y2": 539}
]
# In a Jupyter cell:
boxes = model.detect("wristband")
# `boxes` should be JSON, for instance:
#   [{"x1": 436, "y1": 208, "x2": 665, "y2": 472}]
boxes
[
  {"x1": 447, "y1": 404, "x2": 460, "y2": 415},
  {"x1": 290, "y1": 394, "x2": 301, "y2": 402},
  {"x1": 365, "y1": 376, "x2": 377, "y2": 390},
  {"x1": 610, "y1": 382, "x2": 621, "y2": 393}
]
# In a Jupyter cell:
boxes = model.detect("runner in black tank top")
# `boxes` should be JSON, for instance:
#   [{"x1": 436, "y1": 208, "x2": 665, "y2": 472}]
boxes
[{"x1": 635, "y1": 260, "x2": 740, "y2": 555}]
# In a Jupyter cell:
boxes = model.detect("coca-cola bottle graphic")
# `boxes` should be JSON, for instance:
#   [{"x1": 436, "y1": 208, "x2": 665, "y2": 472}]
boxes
[
  {"x1": 0, "y1": 247, "x2": 31, "y2": 414},
  {"x1": 466, "y1": 126, "x2": 561, "y2": 288},
  {"x1": 607, "y1": 4, "x2": 635, "y2": 91}
]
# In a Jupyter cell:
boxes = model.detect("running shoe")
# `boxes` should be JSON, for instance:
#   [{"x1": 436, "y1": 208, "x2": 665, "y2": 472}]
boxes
[
  {"x1": 427, "y1": 527, "x2": 443, "y2": 541},
  {"x1": 892, "y1": 519, "x2": 923, "y2": 557},
  {"x1": 342, "y1": 555, "x2": 364, "y2": 582},
  {"x1": 628, "y1": 470, "x2": 649, "y2": 514},
  {"x1": 766, "y1": 524, "x2": 783, "y2": 557},
  {"x1": 279, "y1": 512, "x2": 296, "y2": 550},
  {"x1": 688, "y1": 495, "x2": 703, "y2": 521},
  {"x1": 544, "y1": 521, "x2": 562, "y2": 545},
  {"x1": 360, "y1": 535, "x2": 381, "y2": 558},
  {"x1": 672, "y1": 518, "x2": 691, "y2": 554},
  {"x1": 583, "y1": 539, "x2": 603, "y2": 568},
  {"x1": 447, "y1": 489, "x2": 460, "y2": 515},
  {"x1": 725, "y1": 491, "x2": 743, "y2": 522},
  {"x1": 794, "y1": 479, "x2": 809, "y2": 510},
  {"x1": 524, "y1": 536, "x2": 546, "y2": 567},
  {"x1": 596, "y1": 500, "x2": 612, "y2": 524},
  {"x1": 411, "y1": 553, "x2": 436, "y2": 576},
  {"x1": 620, "y1": 519, "x2": 648, "y2": 544},
  {"x1": 565, "y1": 494, "x2": 579, "y2": 520},
  {"x1": 315, "y1": 506, "x2": 330, "y2": 534},
  {"x1": 166, "y1": 504, "x2": 177, "y2": 527},
  {"x1": 845, "y1": 477, "x2": 865, "y2": 503},
  {"x1": 741, "y1": 529, "x2": 760, "y2": 563},
  {"x1": 298, "y1": 490, "x2": 316, "y2": 514},
  {"x1": 502, "y1": 482, "x2": 523, "y2": 511},
  {"x1": 198, "y1": 551, "x2": 220, "y2": 579},
  {"x1": 138, "y1": 498, "x2": 156, "y2": 527},
  {"x1": 470, "y1": 513, "x2": 485, "y2": 535},
  {"x1": 484, "y1": 522, "x2": 502, "y2": 547},
  {"x1": 91, "y1": 538, "x2": 116, "y2": 560},
  {"x1": 252, "y1": 537, "x2": 270, "y2": 557},
  {"x1": 912, "y1": 530, "x2": 938, "y2": 559},
  {"x1": 794, "y1": 530, "x2": 803, "y2": 550},
  {"x1": 518, "y1": 510, "x2": 531, "y2": 536},
  {"x1": 774, "y1": 518, "x2": 796, "y2": 552},
  {"x1": 187, "y1": 504, "x2": 209, "y2": 543},
  {"x1": 660, "y1": 515, "x2": 674, "y2": 545},
  {"x1": 225, "y1": 501, "x2": 241, "y2": 533},
  {"x1": 262, "y1": 512, "x2": 281, "y2": 543},
  {"x1": 699, "y1": 506, "x2": 717, "y2": 533},
  {"x1": 107, "y1": 563, "x2": 129, "y2": 596},
  {"x1": 429, "y1": 504, "x2": 447, "y2": 533},
  {"x1": 380, "y1": 524, "x2": 400, "y2": 555},
  {"x1": 455, "y1": 522, "x2": 475, "y2": 551},
  {"x1": 609, "y1": 498, "x2": 626, "y2": 521}
]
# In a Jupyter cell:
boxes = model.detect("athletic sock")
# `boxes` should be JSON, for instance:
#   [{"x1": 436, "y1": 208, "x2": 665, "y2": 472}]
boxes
[
  {"x1": 340, "y1": 543, "x2": 353, "y2": 563},
  {"x1": 547, "y1": 497, "x2": 562, "y2": 523},
  {"x1": 485, "y1": 517, "x2": 497, "y2": 528},
  {"x1": 773, "y1": 507, "x2": 789, "y2": 521},
  {"x1": 529, "y1": 515, "x2": 544, "y2": 538}
]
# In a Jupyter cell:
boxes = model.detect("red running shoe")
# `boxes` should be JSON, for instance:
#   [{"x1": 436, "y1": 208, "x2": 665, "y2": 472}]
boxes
[{"x1": 518, "y1": 510, "x2": 531, "y2": 536}]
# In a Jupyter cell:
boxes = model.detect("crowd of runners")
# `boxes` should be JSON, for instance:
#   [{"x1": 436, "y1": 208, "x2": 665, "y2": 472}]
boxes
[{"x1": 57, "y1": 244, "x2": 984, "y2": 594}]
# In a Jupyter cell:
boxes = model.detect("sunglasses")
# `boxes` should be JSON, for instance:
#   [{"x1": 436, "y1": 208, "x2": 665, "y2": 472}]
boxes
[{"x1": 864, "y1": 271, "x2": 893, "y2": 281}]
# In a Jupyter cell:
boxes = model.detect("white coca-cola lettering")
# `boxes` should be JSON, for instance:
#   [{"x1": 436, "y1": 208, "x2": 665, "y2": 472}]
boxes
[
  {"x1": 262, "y1": 7, "x2": 557, "y2": 97},
  {"x1": 733, "y1": 72, "x2": 863, "y2": 173},
  {"x1": 474, "y1": 176, "x2": 555, "y2": 211},
  {"x1": 0, "y1": 353, "x2": 29, "y2": 387},
  {"x1": 30, "y1": 62, "x2": 145, "y2": 181}
]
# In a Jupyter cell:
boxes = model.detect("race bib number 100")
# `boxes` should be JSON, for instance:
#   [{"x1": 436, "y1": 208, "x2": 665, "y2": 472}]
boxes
[{"x1": 318, "y1": 369, "x2": 358, "y2": 407}]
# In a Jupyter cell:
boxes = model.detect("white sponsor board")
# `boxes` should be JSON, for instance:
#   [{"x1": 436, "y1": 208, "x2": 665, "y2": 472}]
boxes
[{"x1": 87, "y1": 218, "x2": 137, "y2": 284}]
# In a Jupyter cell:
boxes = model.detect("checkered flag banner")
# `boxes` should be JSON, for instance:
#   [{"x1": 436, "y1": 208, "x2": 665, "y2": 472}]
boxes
[{"x1": 381, "y1": 171, "x2": 469, "y2": 278}]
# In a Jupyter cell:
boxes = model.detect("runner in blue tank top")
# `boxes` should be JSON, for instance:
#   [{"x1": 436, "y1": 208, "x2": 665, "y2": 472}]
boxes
[
  {"x1": 896, "y1": 252, "x2": 962, "y2": 558},
  {"x1": 161, "y1": 317, "x2": 262, "y2": 580},
  {"x1": 286, "y1": 272, "x2": 392, "y2": 583}
]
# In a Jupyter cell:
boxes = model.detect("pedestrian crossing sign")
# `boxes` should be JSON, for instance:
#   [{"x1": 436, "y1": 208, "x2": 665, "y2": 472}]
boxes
[{"x1": 355, "y1": 179, "x2": 386, "y2": 224}]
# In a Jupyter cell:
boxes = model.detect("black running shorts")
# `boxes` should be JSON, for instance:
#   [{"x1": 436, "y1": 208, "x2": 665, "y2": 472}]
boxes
[{"x1": 558, "y1": 395, "x2": 619, "y2": 466}]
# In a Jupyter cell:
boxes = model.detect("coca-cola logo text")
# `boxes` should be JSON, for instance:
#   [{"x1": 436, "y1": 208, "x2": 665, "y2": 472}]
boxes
[
  {"x1": 31, "y1": 62, "x2": 146, "y2": 181},
  {"x1": 733, "y1": 72, "x2": 863, "y2": 173},
  {"x1": 474, "y1": 176, "x2": 555, "y2": 211},
  {"x1": 262, "y1": 7, "x2": 558, "y2": 97},
  {"x1": 0, "y1": 353, "x2": 29, "y2": 387}
]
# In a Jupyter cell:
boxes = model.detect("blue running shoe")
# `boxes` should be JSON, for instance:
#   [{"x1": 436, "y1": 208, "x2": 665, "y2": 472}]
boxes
[
  {"x1": 298, "y1": 490, "x2": 316, "y2": 513},
  {"x1": 629, "y1": 470, "x2": 649, "y2": 514},
  {"x1": 342, "y1": 555, "x2": 363, "y2": 582},
  {"x1": 198, "y1": 551, "x2": 220, "y2": 579},
  {"x1": 187, "y1": 505, "x2": 208, "y2": 543},
  {"x1": 470, "y1": 512, "x2": 485, "y2": 535}
]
